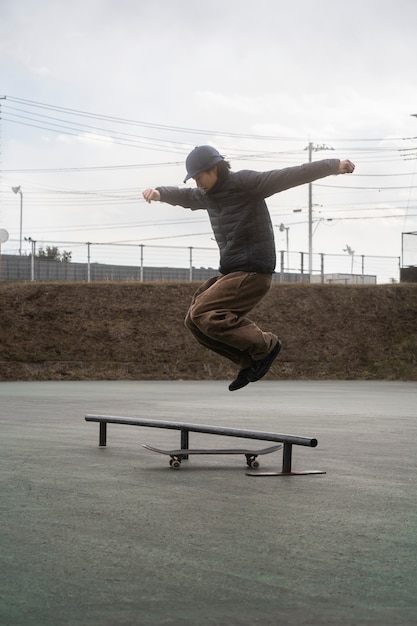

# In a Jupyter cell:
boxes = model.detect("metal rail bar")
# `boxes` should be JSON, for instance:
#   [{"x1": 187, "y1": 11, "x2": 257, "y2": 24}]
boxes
[{"x1": 85, "y1": 415, "x2": 321, "y2": 474}]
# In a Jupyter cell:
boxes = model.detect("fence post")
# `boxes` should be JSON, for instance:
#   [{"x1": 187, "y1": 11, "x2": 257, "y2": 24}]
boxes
[
  {"x1": 140, "y1": 244, "x2": 144, "y2": 282},
  {"x1": 189, "y1": 247, "x2": 193, "y2": 281},
  {"x1": 280, "y1": 250, "x2": 285, "y2": 282},
  {"x1": 30, "y1": 239, "x2": 36, "y2": 281},
  {"x1": 300, "y1": 252, "x2": 305, "y2": 283},
  {"x1": 87, "y1": 242, "x2": 91, "y2": 283},
  {"x1": 320, "y1": 253, "x2": 324, "y2": 283}
]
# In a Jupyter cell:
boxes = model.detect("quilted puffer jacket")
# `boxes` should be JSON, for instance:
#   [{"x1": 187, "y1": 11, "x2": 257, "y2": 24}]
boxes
[{"x1": 157, "y1": 159, "x2": 340, "y2": 275}]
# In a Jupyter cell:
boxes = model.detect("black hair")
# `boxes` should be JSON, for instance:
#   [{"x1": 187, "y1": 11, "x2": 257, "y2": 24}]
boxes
[{"x1": 215, "y1": 159, "x2": 231, "y2": 182}]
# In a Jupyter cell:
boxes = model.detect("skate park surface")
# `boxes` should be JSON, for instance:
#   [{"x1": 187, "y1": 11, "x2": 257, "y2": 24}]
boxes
[{"x1": 1, "y1": 380, "x2": 416, "y2": 626}]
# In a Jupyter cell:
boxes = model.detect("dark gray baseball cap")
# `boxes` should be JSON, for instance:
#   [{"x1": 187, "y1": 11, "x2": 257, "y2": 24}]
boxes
[{"x1": 184, "y1": 145, "x2": 224, "y2": 183}]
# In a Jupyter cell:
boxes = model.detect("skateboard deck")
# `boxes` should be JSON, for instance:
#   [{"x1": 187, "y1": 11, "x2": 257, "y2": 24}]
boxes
[{"x1": 143, "y1": 443, "x2": 282, "y2": 469}]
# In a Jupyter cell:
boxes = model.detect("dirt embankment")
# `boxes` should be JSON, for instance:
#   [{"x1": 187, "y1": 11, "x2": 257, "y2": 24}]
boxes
[{"x1": 0, "y1": 282, "x2": 416, "y2": 381}]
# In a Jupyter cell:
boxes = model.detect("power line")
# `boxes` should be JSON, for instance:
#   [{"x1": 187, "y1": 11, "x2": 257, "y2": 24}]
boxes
[
  {"x1": 6, "y1": 95, "x2": 416, "y2": 143},
  {"x1": 315, "y1": 183, "x2": 417, "y2": 190},
  {"x1": 3, "y1": 96, "x2": 312, "y2": 141},
  {"x1": 2, "y1": 162, "x2": 183, "y2": 173},
  {"x1": 2, "y1": 116, "x2": 190, "y2": 154}
]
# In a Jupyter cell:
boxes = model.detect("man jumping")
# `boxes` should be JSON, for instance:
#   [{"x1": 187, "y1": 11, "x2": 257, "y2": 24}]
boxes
[{"x1": 143, "y1": 146, "x2": 355, "y2": 391}]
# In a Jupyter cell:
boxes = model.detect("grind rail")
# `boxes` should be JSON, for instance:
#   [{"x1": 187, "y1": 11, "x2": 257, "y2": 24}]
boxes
[{"x1": 85, "y1": 415, "x2": 325, "y2": 475}]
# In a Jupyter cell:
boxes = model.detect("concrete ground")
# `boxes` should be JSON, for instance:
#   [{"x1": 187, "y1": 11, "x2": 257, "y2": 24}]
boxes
[{"x1": 1, "y1": 380, "x2": 416, "y2": 626}]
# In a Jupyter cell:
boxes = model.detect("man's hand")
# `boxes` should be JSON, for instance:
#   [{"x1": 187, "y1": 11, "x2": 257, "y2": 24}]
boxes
[
  {"x1": 142, "y1": 188, "x2": 161, "y2": 203},
  {"x1": 339, "y1": 160, "x2": 355, "y2": 174}
]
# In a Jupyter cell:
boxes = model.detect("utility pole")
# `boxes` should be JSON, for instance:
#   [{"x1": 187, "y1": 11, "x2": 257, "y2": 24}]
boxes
[
  {"x1": 0, "y1": 97, "x2": 7, "y2": 213},
  {"x1": 12, "y1": 186, "x2": 23, "y2": 255},
  {"x1": 305, "y1": 142, "x2": 334, "y2": 278},
  {"x1": 25, "y1": 236, "x2": 37, "y2": 281},
  {"x1": 278, "y1": 223, "x2": 290, "y2": 271}
]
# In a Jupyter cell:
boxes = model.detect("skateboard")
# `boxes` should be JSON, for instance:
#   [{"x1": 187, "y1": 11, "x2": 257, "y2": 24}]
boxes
[{"x1": 143, "y1": 443, "x2": 282, "y2": 469}]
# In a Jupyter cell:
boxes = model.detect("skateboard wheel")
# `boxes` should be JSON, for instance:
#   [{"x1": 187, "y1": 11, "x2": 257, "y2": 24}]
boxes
[
  {"x1": 171, "y1": 460, "x2": 181, "y2": 469},
  {"x1": 250, "y1": 460, "x2": 260, "y2": 469}
]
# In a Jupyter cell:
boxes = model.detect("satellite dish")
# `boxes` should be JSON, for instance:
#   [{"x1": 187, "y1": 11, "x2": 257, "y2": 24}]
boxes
[{"x1": 0, "y1": 229, "x2": 9, "y2": 244}]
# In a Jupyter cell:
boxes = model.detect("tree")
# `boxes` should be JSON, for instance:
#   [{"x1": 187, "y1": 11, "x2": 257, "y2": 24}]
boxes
[{"x1": 36, "y1": 246, "x2": 72, "y2": 262}]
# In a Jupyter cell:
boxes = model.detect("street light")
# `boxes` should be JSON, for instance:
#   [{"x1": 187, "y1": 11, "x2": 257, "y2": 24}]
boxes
[
  {"x1": 11, "y1": 186, "x2": 23, "y2": 255},
  {"x1": 343, "y1": 244, "x2": 355, "y2": 274}
]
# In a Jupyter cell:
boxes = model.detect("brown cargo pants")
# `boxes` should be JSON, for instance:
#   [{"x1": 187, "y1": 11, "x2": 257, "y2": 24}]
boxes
[{"x1": 184, "y1": 271, "x2": 278, "y2": 369}]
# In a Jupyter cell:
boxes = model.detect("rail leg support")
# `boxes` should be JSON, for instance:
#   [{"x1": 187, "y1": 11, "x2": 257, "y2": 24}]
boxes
[
  {"x1": 247, "y1": 441, "x2": 326, "y2": 477},
  {"x1": 99, "y1": 422, "x2": 107, "y2": 447},
  {"x1": 282, "y1": 442, "x2": 292, "y2": 473},
  {"x1": 180, "y1": 428, "x2": 189, "y2": 460}
]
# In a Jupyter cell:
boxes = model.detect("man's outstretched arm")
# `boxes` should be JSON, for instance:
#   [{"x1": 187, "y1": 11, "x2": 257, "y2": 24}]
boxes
[{"x1": 142, "y1": 186, "x2": 206, "y2": 210}]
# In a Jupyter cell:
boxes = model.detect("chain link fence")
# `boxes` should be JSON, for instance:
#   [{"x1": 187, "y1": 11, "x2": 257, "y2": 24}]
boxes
[{"x1": 0, "y1": 239, "x2": 401, "y2": 284}]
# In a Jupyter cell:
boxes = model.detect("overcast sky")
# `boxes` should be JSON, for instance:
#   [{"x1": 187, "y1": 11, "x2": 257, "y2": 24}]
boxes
[{"x1": 1, "y1": 0, "x2": 417, "y2": 280}]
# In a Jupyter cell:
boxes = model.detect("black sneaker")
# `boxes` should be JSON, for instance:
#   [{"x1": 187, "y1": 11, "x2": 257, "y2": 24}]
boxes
[
  {"x1": 228, "y1": 366, "x2": 252, "y2": 391},
  {"x1": 247, "y1": 340, "x2": 282, "y2": 383}
]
